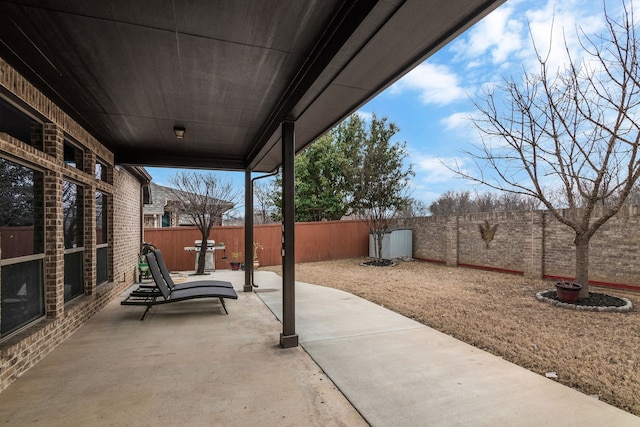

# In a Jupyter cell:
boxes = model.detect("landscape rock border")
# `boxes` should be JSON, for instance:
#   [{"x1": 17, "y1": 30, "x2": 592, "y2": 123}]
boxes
[
  {"x1": 536, "y1": 291, "x2": 633, "y2": 312},
  {"x1": 360, "y1": 259, "x2": 396, "y2": 267}
]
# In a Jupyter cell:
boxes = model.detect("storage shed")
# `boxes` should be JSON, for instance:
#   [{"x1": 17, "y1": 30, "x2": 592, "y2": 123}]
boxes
[{"x1": 369, "y1": 228, "x2": 412, "y2": 259}]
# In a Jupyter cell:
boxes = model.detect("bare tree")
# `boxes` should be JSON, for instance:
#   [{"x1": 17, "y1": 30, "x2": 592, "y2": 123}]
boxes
[
  {"x1": 429, "y1": 190, "x2": 539, "y2": 215},
  {"x1": 253, "y1": 181, "x2": 277, "y2": 224},
  {"x1": 169, "y1": 171, "x2": 241, "y2": 275},
  {"x1": 457, "y1": 3, "x2": 640, "y2": 297}
]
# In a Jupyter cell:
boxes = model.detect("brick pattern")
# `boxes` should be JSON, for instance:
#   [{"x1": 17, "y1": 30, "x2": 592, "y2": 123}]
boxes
[
  {"x1": 409, "y1": 207, "x2": 640, "y2": 286},
  {"x1": 112, "y1": 168, "x2": 143, "y2": 284},
  {"x1": 44, "y1": 169, "x2": 64, "y2": 318},
  {"x1": 400, "y1": 215, "x2": 449, "y2": 262},
  {"x1": 543, "y1": 206, "x2": 640, "y2": 285},
  {"x1": 0, "y1": 59, "x2": 113, "y2": 165},
  {"x1": 457, "y1": 211, "x2": 529, "y2": 272},
  {"x1": 524, "y1": 211, "x2": 544, "y2": 278},
  {"x1": 0, "y1": 59, "x2": 142, "y2": 392},
  {"x1": 445, "y1": 216, "x2": 458, "y2": 267}
]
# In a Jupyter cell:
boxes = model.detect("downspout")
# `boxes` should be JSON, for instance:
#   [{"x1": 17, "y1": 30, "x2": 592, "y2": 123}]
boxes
[{"x1": 249, "y1": 168, "x2": 279, "y2": 288}]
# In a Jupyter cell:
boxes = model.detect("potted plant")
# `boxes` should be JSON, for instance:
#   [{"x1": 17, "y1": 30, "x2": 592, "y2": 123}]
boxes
[
  {"x1": 229, "y1": 251, "x2": 242, "y2": 271},
  {"x1": 555, "y1": 281, "x2": 582, "y2": 303}
]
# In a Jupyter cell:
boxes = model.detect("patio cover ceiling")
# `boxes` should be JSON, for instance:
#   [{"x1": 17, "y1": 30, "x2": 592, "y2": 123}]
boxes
[{"x1": 0, "y1": 0, "x2": 503, "y2": 173}]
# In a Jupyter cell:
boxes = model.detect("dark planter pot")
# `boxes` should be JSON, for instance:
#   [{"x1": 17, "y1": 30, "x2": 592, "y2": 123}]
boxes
[
  {"x1": 230, "y1": 262, "x2": 241, "y2": 271},
  {"x1": 555, "y1": 281, "x2": 582, "y2": 303}
]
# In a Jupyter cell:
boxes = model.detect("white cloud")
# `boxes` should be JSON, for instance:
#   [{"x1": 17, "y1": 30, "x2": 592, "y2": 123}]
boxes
[
  {"x1": 412, "y1": 154, "x2": 467, "y2": 183},
  {"x1": 523, "y1": 1, "x2": 605, "y2": 73},
  {"x1": 450, "y1": 2, "x2": 524, "y2": 66},
  {"x1": 354, "y1": 110, "x2": 372, "y2": 122},
  {"x1": 448, "y1": 0, "x2": 610, "y2": 79},
  {"x1": 441, "y1": 111, "x2": 473, "y2": 131},
  {"x1": 390, "y1": 63, "x2": 466, "y2": 105},
  {"x1": 409, "y1": 154, "x2": 483, "y2": 205},
  {"x1": 374, "y1": 0, "x2": 629, "y2": 206}
]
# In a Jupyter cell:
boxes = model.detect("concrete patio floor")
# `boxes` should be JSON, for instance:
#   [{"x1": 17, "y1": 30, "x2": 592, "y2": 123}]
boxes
[
  {"x1": 0, "y1": 269, "x2": 638, "y2": 426},
  {"x1": 0, "y1": 271, "x2": 365, "y2": 427}
]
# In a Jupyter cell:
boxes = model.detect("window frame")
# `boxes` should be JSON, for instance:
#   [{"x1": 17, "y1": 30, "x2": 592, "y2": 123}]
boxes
[
  {"x1": 95, "y1": 190, "x2": 109, "y2": 285},
  {"x1": 0, "y1": 96, "x2": 45, "y2": 151},
  {"x1": 0, "y1": 156, "x2": 45, "y2": 337},
  {"x1": 62, "y1": 178, "x2": 85, "y2": 302}
]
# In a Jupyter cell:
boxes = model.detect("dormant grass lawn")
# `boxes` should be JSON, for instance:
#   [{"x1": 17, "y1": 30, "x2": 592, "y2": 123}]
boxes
[{"x1": 262, "y1": 259, "x2": 640, "y2": 416}]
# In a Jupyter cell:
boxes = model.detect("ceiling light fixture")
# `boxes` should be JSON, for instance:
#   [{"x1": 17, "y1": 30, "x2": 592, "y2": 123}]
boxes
[{"x1": 173, "y1": 126, "x2": 186, "y2": 139}]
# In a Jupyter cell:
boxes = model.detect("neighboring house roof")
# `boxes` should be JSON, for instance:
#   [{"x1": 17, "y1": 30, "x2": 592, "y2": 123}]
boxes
[
  {"x1": 143, "y1": 182, "x2": 233, "y2": 217},
  {"x1": 144, "y1": 182, "x2": 175, "y2": 216}
]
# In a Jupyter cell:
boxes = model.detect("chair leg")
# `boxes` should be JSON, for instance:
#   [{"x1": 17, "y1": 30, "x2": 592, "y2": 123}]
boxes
[
  {"x1": 140, "y1": 305, "x2": 152, "y2": 320},
  {"x1": 219, "y1": 297, "x2": 228, "y2": 315}
]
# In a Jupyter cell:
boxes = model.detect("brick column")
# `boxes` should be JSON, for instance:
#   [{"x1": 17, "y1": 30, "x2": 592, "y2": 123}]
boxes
[
  {"x1": 44, "y1": 169, "x2": 64, "y2": 318},
  {"x1": 107, "y1": 188, "x2": 114, "y2": 283},
  {"x1": 83, "y1": 153, "x2": 96, "y2": 294},
  {"x1": 445, "y1": 215, "x2": 459, "y2": 267},
  {"x1": 84, "y1": 185, "x2": 96, "y2": 294},
  {"x1": 43, "y1": 123, "x2": 62, "y2": 160},
  {"x1": 524, "y1": 211, "x2": 544, "y2": 279}
]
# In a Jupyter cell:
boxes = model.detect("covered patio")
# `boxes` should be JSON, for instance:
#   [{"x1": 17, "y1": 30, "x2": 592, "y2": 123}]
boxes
[
  {"x1": 1, "y1": 2, "x2": 639, "y2": 424},
  {"x1": 0, "y1": 271, "x2": 637, "y2": 426},
  {"x1": 0, "y1": 0, "x2": 505, "y2": 350}
]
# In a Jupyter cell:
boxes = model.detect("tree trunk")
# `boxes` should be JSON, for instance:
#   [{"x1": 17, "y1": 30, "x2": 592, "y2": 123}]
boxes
[
  {"x1": 196, "y1": 237, "x2": 207, "y2": 275},
  {"x1": 376, "y1": 230, "x2": 383, "y2": 261},
  {"x1": 574, "y1": 235, "x2": 590, "y2": 299}
]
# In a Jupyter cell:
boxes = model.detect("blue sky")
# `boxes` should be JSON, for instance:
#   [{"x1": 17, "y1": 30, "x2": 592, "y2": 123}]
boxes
[{"x1": 148, "y1": 0, "x2": 616, "y2": 209}]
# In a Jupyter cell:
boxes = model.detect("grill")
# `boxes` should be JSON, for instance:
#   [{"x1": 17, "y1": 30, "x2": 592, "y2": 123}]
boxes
[
  {"x1": 195, "y1": 240, "x2": 215, "y2": 250},
  {"x1": 194, "y1": 240, "x2": 215, "y2": 271}
]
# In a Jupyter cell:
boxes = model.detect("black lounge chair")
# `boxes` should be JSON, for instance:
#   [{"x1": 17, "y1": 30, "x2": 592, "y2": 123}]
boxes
[
  {"x1": 156, "y1": 249, "x2": 234, "y2": 289},
  {"x1": 133, "y1": 250, "x2": 234, "y2": 297},
  {"x1": 121, "y1": 251, "x2": 238, "y2": 320}
]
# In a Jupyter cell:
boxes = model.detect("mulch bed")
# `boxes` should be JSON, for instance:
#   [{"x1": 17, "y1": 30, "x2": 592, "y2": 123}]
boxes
[
  {"x1": 539, "y1": 291, "x2": 627, "y2": 307},
  {"x1": 361, "y1": 259, "x2": 395, "y2": 267}
]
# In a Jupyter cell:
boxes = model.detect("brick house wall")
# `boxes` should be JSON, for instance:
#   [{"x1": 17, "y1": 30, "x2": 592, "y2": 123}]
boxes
[
  {"x1": 113, "y1": 168, "x2": 144, "y2": 285},
  {"x1": 0, "y1": 58, "x2": 145, "y2": 392}
]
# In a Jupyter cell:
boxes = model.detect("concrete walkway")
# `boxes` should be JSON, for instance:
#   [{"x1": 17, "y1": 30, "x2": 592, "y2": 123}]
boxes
[
  {"x1": 253, "y1": 271, "x2": 640, "y2": 427},
  {"x1": 0, "y1": 270, "x2": 638, "y2": 426}
]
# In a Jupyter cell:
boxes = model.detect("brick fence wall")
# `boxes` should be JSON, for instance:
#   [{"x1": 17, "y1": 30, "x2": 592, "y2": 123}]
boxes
[{"x1": 397, "y1": 206, "x2": 640, "y2": 289}]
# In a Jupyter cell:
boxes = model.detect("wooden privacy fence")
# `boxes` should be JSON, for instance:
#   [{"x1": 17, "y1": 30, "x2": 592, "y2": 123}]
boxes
[
  {"x1": 0, "y1": 226, "x2": 35, "y2": 259},
  {"x1": 143, "y1": 220, "x2": 370, "y2": 271}
]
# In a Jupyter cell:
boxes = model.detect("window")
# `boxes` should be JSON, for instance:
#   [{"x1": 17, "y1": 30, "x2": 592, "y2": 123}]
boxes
[
  {"x1": 0, "y1": 97, "x2": 43, "y2": 151},
  {"x1": 63, "y1": 180, "x2": 84, "y2": 301},
  {"x1": 63, "y1": 139, "x2": 84, "y2": 170},
  {"x1": 0, "y1": 158, "x2": 45, "y2": 336},
  {"x1": 96, "y1": 191, "x2": 108, "y2": 285},
  {"x1": 95, "y1": 159, "x2": 109, "y2": 183},
  {"x1": 162, "y1": 212, "x2": 171, "y2": 227}
]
